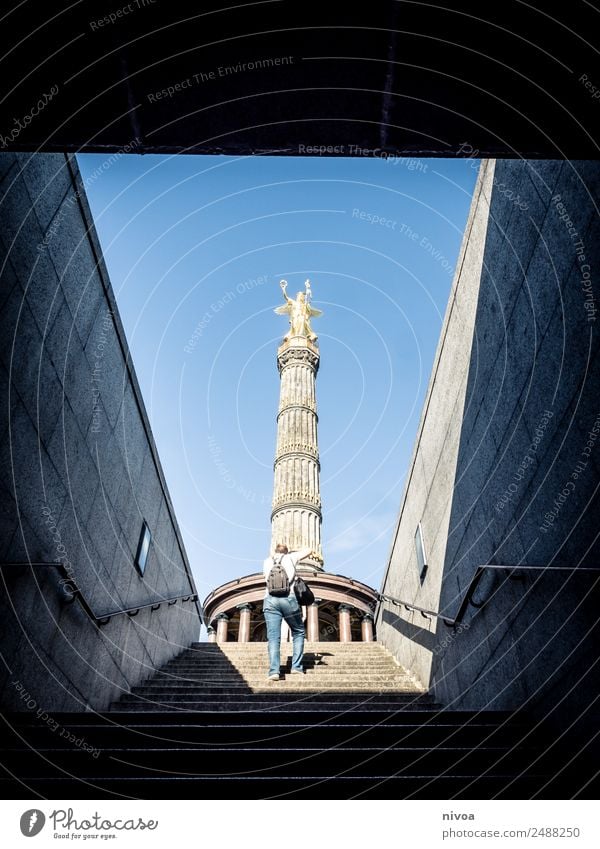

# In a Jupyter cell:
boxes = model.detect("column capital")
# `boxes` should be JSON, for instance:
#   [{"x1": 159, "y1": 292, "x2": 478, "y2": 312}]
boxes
[
  {"x1": 361, "y1": 612, "x2": 374, "y2": 621},
  {"x1": 236, "y1": 602, "x2": 254, "y2": 611},
  {"x1": 338, "y1": 603, "x2": 352, "y2": 613},
  {"x1": 277, "y1": 343, "x2": 320, "y2": 372},
  {"x1": 216, "y1": 612, "x2": 230, "y2": 621}
]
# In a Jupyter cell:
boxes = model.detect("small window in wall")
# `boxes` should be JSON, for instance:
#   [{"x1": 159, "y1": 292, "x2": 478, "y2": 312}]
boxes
[
  {"x1": 135, "y1": 521, "x2": 152, "y2": 576},
  {"x1": 415, "y1": 522, "x2": 428, "y2": 584}
]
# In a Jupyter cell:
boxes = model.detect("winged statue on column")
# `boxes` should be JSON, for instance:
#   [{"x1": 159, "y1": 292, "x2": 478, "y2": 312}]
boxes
[{"x1": 274, "y1": 278, "x2": 323, "y2": 342}]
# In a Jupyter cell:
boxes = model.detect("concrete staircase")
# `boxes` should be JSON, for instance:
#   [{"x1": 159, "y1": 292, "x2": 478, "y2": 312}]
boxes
[
  {"x1": 114, "y1": 642, "x2": 427, "y2": 708},
  {"x1": 0, "y1": 642, "x2": 596, "y2": 798}
]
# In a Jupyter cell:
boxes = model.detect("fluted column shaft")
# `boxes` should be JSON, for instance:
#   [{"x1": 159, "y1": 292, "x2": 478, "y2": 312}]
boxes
[{"x1": 271, "y1": 338, "x2": 323, "y2": 565}]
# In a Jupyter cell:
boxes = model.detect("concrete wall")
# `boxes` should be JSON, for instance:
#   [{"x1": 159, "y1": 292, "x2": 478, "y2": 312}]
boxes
[
  {"x1": 0, "y1": 152, "x2": 201, "y2": 712},
  {"x1": 377, "y1": 160, "x2": 600, "y2": 729}
]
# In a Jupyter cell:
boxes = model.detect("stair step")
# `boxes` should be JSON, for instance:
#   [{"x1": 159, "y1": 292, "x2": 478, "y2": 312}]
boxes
[
  {"x1": 0, "y1": 774, "x2": 571, "y2": 800},
  {"x1": 122, "y1": 692, "x2": 432, "y2": 708},
  {"x1": 142, "y1": 673, "x2": 418, "y2": 679},
  {"x1": 0, "y1": 745, "x2": 543, "y2": 779},
  {"x1": 7, "y1": 722, "x2": 535, "y2": 749},
  {"x1": 163, "y1": 654, "x2": 402, "y2": 672},
  {"x1": 156, "y1": 682, "x2": 419, "y2": 688},
  {"x1": 205, "y1": 643, "x2": 389, "y2": 648},
  {"x1": 158, "y1": 664, "x2": 413, "y2": 671},
  {"x1": 131, "y1": 690, "x2": 422, "y2": 697},
  {"x1": 118, "y1": 691, "x2": 427, "y2": 703},
  {"x1": 157, "y1": 670, "x2": 409, "y2": 677},
  {"x1": 7, "y1": 707, "x2": 516, "y2": 724},
  {"x1": 130, "y1": 685, "x2": 421, "y2": 694},
  {"x1": 151, "y1": 673, "x2": 415, "y2": 680},
  {"x1": 109, "y1": 702, "x2": 473, "y2": 712},
  {"x1": 160, "y1": 668, "x2": 409, "y2": 675}
]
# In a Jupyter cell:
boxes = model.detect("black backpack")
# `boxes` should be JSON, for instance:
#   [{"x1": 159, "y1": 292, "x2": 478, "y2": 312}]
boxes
[
  {"x1": 267, "y1": 555, "x2": 290, "y2": 596},
  {"x1": 294, "y1": 577, "x2": 315, "y2": 606}
]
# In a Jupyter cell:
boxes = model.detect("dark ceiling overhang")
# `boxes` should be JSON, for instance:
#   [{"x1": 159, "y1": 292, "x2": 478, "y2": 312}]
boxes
[{"x1": 1, "y1": 1, "x2": 598, "y2": 158}]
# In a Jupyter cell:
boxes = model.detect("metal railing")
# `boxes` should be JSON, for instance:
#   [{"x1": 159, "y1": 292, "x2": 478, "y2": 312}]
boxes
[
  {"x1": 0, "y1": 562, "x2": 198, "y2": 626},
  {"x1": 378, "y1": 564, "x2": 600, "y2": 628}
]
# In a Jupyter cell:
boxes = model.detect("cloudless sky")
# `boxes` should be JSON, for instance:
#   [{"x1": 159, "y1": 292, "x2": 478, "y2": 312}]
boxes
[{"x1": 77, "y1": 152, "x2": 478, "y2": 620}]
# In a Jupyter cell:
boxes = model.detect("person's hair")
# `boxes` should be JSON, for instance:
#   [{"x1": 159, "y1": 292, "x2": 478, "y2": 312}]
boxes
[{"x1": 275, "y1": 543, "x2": 289, "y2": 554}]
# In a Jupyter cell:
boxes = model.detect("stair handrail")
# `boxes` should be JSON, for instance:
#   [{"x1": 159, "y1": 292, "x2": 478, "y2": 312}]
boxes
[
  {"x1": 377, "y1": 564, "x2": 600, "y2": 628},
  {"x1": 0, "y1": 561, "x2": 198, "y2": 626}
]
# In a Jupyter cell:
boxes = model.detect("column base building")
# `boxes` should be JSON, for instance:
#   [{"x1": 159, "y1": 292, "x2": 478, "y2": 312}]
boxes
[{"x1": 203, "y1": 570, "x2": 377, "y2": 643}]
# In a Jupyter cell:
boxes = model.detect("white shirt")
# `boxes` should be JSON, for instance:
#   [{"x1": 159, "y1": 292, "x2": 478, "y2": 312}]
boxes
[{"x1": 263, "y1": 547, "x2": 312, "y2": 598}]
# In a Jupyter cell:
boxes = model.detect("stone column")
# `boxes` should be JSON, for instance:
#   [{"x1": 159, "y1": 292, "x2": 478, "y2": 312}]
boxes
[
  {"x1": 271, "y1": 338, "x2": 323, "y2": 567},
  {"x1": 306, "y1": 600, "x2": 320, "y2": 642},
  {"x1": 237, "y1": 603, "x2": 253, "y2": 643},
  {"x1": 361, "y1": 614, "x2": 374, "y2": 642},
  {"x1": 216, "y1": 613, "x2": 229, "y2": 643},
  {"x1": 338, "y1": 604, "x2": 352, "y2": 643},
  {"x1": 206, "y1": 625, "x2": 217, "y2": 643}
]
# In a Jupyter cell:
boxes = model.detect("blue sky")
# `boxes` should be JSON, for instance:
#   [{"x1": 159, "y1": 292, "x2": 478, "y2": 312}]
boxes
[{"x1": 77, "y1": 152, "x2": 478, "y2": 610}]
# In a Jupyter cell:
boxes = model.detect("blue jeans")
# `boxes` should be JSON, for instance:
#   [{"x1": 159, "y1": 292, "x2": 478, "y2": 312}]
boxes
[{"x1": 263, "y1": 593, "x2": 305, "y2": 676}]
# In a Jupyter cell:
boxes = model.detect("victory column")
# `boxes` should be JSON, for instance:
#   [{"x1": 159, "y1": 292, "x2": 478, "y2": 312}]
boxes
[{"x1": 271, "y1": 279, "x2": 324, "y2": 571}]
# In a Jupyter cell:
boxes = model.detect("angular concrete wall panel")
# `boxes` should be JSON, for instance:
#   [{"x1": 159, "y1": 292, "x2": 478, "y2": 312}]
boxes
[
  {"x1": 376, "y1": 161, "x2": 496, "y2": 688},
  {"x1": 378, "y1": 160, "x2": 600, "y2": 737},
  {"x1": 0, "y1": 152, "x2": 201, "y2": 712}
]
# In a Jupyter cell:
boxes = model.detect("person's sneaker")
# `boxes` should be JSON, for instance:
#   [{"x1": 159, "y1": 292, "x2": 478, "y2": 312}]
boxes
[
  {"x1": 290, "y1": 669, "x2": 304, "y2": 675},
  {"x1": 268, "y1": 673, "x2": 280, "y2": 680}
]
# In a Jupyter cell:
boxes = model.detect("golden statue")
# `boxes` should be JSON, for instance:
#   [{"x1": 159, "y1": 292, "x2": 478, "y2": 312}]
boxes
[{"x1": 274, "y1": 279, "x2": 323, "y2": 342}]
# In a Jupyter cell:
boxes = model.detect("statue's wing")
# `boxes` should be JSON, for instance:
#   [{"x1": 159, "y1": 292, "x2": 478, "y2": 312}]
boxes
[
  {"x1": 309, "y1": 307, "x2": 323, "y2": 318},
  {"x1": 274, "y1": 305, "x2": 290, "y2": 315}
]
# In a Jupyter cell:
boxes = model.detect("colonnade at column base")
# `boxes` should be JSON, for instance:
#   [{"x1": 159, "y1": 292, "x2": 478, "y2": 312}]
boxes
[{"x1": 203, "y1": 571, "x2": 378, "y2": 644}]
